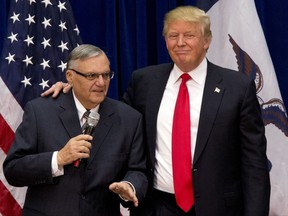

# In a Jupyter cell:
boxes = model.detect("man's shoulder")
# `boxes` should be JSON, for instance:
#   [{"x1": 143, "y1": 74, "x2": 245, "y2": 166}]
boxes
[
  {"x1": 104, "y1": 97, "x2": 141, "y2": 116},
  {"x1": 27, "y1": 91, "x2": 70, "y2": 108},
  {"x1": 134, "y1": 62, "x2": 173, "y2": 74},
  {"x1": 129, "y1": 63, "x2": 173, "y2": 85},
  {"x1": 208, "y1": 60, "x2": 250, "y2": 82}
]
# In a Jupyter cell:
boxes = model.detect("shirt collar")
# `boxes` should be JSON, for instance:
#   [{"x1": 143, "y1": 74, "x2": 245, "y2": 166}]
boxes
[
  {"x1": 72, "y1": 90, "x2": 99, "y2": 120},
  {"x1": 171, "y1": 58, "x2": 208, "y2": 85}
]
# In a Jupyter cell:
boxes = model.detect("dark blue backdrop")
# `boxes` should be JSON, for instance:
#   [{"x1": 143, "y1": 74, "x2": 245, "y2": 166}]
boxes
[{"x1": 1, "y1": 0, "x2": 287, "y2": 108}]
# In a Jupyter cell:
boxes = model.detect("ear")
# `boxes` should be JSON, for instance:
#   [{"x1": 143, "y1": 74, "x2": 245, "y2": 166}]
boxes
[
  {"x1": 66, "y1": 69, "x2": 73, "y2": 85},
  {"x1": 165, "y1": 36, "x2": 169, "y2": 50},
  {"x1": 203, "y1": 36, "x2": 212, "y2": 50}
]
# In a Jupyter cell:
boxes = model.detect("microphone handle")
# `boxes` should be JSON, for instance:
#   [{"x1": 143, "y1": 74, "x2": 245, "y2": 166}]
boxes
[{"x1": 73, "y1": 125, "x2": 95, "y2": 168}]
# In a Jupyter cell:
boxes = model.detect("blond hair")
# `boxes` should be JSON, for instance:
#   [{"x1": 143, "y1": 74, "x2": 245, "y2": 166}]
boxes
[{"x1": 163, "y1": 6, "x2": 212, "y2": 39}]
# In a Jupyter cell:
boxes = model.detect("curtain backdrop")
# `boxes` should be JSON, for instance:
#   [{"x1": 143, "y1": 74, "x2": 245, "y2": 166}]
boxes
[{"x1": 0, "y1": 0, "x2": 287, "y2": 106}]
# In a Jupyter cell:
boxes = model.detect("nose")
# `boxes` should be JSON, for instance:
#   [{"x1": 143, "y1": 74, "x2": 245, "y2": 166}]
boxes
[
  {"x1": 177, "y1": 35, "x2": 186, "y2": 46},
  {"x1": 94, "y1": 75, "x2": 105, "y2": 86}
]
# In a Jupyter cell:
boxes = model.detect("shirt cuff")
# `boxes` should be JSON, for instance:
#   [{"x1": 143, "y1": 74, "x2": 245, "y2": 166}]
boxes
[{"x1": 51, "y1": 151, "x2": 64, "y2": 177}]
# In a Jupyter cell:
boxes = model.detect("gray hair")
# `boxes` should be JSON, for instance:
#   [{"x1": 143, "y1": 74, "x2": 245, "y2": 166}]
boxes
[
  {"x1": 67, "y1": 44, "x2": 108, "y2": 69},
  {"x1": 163, "y1": 6, "x2": 212, "y2": 39}
]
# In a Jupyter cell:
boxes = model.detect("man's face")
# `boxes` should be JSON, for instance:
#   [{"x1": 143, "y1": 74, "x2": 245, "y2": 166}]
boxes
[
  {"x1": 66, "y1": 54, "x2": 111, "y2": 109},
  {"x1": 165, "y1": 20, "x2": 211, "y2": 72}
]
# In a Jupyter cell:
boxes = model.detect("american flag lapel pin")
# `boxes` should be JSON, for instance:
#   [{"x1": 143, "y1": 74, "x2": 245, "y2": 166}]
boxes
[{"x1": 214, "y1": 87, "x2": 221, "y2": 93}]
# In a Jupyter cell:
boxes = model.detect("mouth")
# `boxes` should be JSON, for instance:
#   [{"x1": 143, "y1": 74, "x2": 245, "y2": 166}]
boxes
[
  {"x1": 175, "y1": 50, "x2": 190, "y2": 54},
  {"x1": 174, "y1": 50, "x2": 190, "y2": 54},
  {"x1": 90, "y1": 89, "x2": 105, "y2": 95}
]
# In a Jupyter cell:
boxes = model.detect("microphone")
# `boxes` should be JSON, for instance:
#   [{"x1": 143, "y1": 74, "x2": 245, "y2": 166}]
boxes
[
  {"x1": 82, "y1": 111, "x2": 100, "y2": 135},
  {"x1": 74, "y1": 111, "x2": 100, "y2": 167}
]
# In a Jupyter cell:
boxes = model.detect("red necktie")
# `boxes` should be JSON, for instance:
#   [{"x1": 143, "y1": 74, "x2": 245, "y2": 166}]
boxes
[{"x1": 172, "y1": 73, "x2": 194, "y2": 212}]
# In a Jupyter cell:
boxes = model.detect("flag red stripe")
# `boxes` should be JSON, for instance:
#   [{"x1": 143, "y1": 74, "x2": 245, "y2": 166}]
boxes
[
  {"x1": 0, "y1": 114, "x2": 15, "y2": 154},
  {"x1": 0, "y1": 181, "x2": 22, "y2": 216}
]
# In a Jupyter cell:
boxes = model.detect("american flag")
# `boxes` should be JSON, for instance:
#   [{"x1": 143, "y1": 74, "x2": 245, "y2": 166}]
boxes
[{"x1": 0, "y1": 0, "x2": 82, "y2": 215}]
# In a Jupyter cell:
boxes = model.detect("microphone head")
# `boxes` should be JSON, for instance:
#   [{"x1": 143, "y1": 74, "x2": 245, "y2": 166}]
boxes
[{"x1": 87, "y1": 111, "x2": 100, "y2": 127}]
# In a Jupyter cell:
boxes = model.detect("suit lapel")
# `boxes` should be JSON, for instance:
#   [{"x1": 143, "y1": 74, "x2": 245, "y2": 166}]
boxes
[
  {"x1": 59, "y1": 91, "x2": 82, "y2": 139},
  {"x1": 193, "y1": 62, "x2": 225, "y2": 164},
  {"x1": 145, "y1": 63, "x2": 173, "y2": 166}
]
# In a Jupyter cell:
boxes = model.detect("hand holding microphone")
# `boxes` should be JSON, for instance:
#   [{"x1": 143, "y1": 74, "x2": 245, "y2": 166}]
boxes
[
  {"x1": 57, "y1": 111, "x2": 100, "y2": 167},
  {"x1": 57, "y1": 134, "x2": 92, "y2": 167},
  {"x1": 73, "y1": 111, "x2": 100, "y2": 167}
]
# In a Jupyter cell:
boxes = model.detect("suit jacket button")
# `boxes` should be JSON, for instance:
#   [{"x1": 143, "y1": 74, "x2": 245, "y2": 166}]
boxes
[{"x1": 81, "y1": 195, "x2": 86, "y2": 200}]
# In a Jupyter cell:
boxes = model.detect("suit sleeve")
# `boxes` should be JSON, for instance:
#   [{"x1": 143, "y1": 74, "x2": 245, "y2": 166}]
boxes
[
  {"x1": 3, "y1": 102, "x2": 55, "y2": 187},
  {"x1": 121, "y1": 114, "x2": 148, "y2": 205},
  {"x1": 240, "y1": 79, "x2": 270, "y2": 215}
]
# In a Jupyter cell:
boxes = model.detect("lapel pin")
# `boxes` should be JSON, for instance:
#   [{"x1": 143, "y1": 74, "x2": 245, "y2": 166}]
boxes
[{"x1": 214, "y1": 87, "x2": 221, "y2": 93}]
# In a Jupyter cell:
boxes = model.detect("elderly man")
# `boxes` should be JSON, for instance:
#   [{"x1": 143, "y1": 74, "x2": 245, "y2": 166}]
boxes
[{"x1": 4, "y1": 44, "x2": 148, "y2": 216}]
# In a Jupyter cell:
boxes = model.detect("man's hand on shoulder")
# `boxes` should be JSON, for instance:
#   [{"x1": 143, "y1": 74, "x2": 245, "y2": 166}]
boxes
[{"x1": 41, "y1": 81, "x2": 71, "y2": 98}]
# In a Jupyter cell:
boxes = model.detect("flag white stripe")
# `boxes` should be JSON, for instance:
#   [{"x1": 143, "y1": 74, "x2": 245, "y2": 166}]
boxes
[
  {"x1": 0, "y1": 77, "x2": 23, "y2": 132},
  {"x1": 0, "y1": 148, "x2": 26, "y2": 208},
  {"x1": 0, "y1": 77, "x2": 26, "y2": 208}
]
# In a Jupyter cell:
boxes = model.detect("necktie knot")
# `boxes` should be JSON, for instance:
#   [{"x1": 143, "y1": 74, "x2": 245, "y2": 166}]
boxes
[
  {"x1": 181, "y1": 73, "x2": 191, "y2": 84},
  {"x1": 83, "y1": 110, "x2": 90, "y2": 120},
  {"x1": 82, "y1": 110, "x2": 90, "y2": 130}
]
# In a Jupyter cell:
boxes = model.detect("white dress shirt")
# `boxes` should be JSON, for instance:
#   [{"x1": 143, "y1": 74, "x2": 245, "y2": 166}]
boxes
[{"x1": 154, "y1": 58, "x2": 207, "y2": 193}]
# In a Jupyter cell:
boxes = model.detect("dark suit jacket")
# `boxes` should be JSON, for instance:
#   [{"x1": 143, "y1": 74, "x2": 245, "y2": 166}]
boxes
[
  {"x1": 123, "y1": 61, "x2": 270, "y2": 216},
  {"x1": 3, "y1": 91, "x2": 148, "y2": 216}
]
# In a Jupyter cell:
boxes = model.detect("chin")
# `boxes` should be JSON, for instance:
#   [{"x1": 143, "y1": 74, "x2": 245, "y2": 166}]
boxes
[{"x1": 94, "y1": 97, "x2": 105, "y2": 103}]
